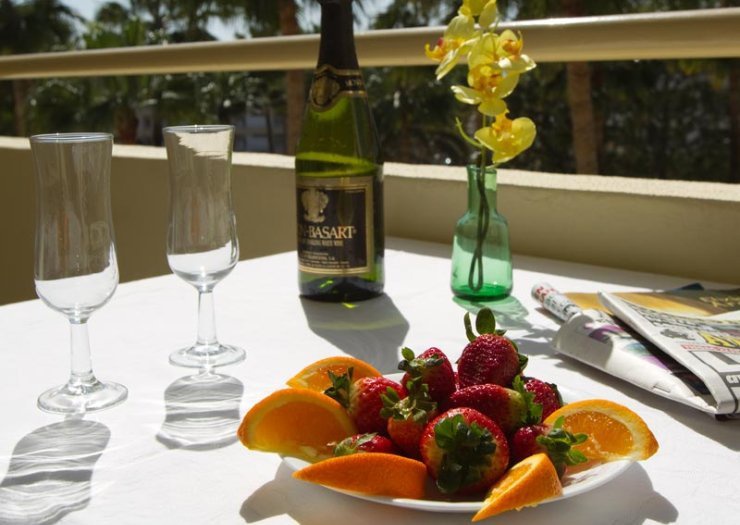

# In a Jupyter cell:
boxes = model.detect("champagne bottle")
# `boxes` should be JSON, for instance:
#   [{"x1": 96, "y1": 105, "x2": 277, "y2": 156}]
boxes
[{"x1": 295, "y1": 0, "x2": 384, "y2": 302}]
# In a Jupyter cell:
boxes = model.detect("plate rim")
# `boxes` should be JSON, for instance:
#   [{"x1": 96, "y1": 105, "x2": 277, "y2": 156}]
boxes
[{"x1": 282, "y1": 456, "x2": 632, "y2": 512}]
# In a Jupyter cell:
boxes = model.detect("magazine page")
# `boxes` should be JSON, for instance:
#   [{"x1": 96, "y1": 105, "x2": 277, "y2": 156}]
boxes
[
  {"x1": 599, "y1": 289, "x2": 740, "y2": 417},
  {"x1": 532, "y1": 284, "x2": 720, "y2": 416},
  {"x1": 553, "y1": 309, "x2": 718, "y2": 415}
]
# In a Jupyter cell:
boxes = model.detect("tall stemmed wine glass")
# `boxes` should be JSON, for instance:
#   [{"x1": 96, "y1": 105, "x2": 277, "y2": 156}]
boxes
[
  {"x1": 30, "y1": 132, "x2": 127, "y2": 414},
  {"x1": 164, "y1": 125, "x2": 245, "y2": 368}
]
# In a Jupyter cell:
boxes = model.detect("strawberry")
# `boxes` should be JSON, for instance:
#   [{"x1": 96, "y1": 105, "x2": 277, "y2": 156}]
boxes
[
  {"x1": 380, "y1": 377, "x2": 438, "y2": 457},
  {"x1": 447, "y1": 383, "x2": 528, "y2": 434},
  {"x1": 522, "y1": 377, "x2": 562, "y2": 420},
  {"x1": 457, "y1": 307, "x2": 527, "y2": 388},
  {"x1": 325, "y1": 369, "x2": 406, "y2": 434},
  {"x1": 333, "y1": 433, "x2": 397, "y2": 456},
  {"x1": 510, "y1": 424, "x2": 550, "y2": 463},
  {"x1": 420, "y1": 408, "x2": 509, "y2": 494},
  {"x1": 509, "y1": 416, "x2": 588, "y2": 476},
  {"x1": 398, "y1": 347, "x2": 456, "y2": 404}
]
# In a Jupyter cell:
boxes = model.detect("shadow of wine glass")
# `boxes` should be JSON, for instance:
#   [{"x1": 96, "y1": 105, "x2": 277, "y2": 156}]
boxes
[
  {"x1": 156, "y1": 370, "x2": 244, "y2": 451},
  {"x1": 0, "y1": 418, "x2": 110, "y2": 525},
  {"x1": 300, "y1": 294, "x2": 410, "y2": 373}
]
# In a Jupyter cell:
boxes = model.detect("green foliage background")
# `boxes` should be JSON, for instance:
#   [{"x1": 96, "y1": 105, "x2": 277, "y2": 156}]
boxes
[{"x1": 0, "y1": 0, "x2": 737, "y2": 182}]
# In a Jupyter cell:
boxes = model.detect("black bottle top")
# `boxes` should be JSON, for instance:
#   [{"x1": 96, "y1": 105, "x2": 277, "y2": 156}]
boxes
[{"x1": 317, "y1": 0, "x2": 359, "y2": 70}]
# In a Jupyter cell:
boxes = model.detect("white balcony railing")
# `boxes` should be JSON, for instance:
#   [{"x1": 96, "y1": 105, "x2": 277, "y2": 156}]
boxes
[{"x1": 0, "y1": 8, "x2": 739, "y2": 79}]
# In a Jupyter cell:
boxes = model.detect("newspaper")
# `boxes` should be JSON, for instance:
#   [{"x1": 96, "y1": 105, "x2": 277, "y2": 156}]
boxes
[{"x1": 533, "y1": 283, "x2": 740, "y2": 418}]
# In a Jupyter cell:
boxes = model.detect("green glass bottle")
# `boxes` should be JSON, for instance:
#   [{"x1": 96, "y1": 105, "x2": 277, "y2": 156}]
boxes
[
  {"x1": 295, "y1": 0, "x2": 384, "y2": 302},
  {"x1": 451, "y1": 165, "x2": 513, "y2": 300}
]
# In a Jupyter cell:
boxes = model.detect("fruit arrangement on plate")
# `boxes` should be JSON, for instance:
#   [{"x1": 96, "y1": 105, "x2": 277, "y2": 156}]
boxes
[{"x1": 238, "y1": 308, "x2": 658, "y2": 521}]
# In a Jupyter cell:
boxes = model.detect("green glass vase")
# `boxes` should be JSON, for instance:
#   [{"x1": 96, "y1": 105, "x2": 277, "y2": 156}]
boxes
[{"x1": 451, "y1": 164, "x2": 513, "y2": 300}]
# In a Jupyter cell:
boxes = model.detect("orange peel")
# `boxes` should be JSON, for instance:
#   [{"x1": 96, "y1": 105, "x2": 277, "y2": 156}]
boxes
[
  {"x1": 544, "y1": 399, "x2": 659, "y2": 463},
  {"x1": 238, "y1": 388, "x2": 356, "y2": 462},
  {"x1": 293, "y1": 452, "x2": 427, "y2": 499},
  {"x1": 473, "y1": 453, "x2": 562, "y2": 521}
]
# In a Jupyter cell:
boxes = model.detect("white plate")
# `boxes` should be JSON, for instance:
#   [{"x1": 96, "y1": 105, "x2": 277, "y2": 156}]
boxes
[
  {"x1": 284, "y1": 456, "x2": 632, "y2": 512},
  {"x1": 283, "y1": 376, "x2": 634, "y2": 513}
]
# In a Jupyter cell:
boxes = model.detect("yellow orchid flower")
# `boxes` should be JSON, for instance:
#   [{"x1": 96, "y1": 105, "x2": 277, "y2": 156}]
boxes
[
  {"x1": 451, "y1": 64, "x2": 519, "y2": 116},
  {"x1": 424, "y1": 0, "x2": 536, "y2": 166},
  {"x1": 495, "y1": 29, "x2": 536, "y2": 73},
  {"x1": 459, "y1": 0, "x2": 494, "y2": 18},
  {"x1": 467, "y1": 32, "x2": 497, "y2": 69},
  {"x1": 478, "y1": 1, "x2": 499, "y2": 29},
  {"x1": 425, "y1": 14, "x2": 477, "y2": 79},
  {"x1": 474, "y1": 113, "x2": 536, "y2": 163},
  {"x1": 467, "y1": 64, "x2": 519, "y2": 98}
]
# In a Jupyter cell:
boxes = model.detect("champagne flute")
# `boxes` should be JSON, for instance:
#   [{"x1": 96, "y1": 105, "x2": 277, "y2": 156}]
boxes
[
  {"x1": 164, "y1": 125, "x2": 245, "y2": 369},
  {"x1": 30, "y1": 132, "x2": 127, "y2": 414}
]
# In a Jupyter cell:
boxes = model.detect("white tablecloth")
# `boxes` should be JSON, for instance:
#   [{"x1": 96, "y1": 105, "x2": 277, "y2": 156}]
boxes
[{"x1": 1, "y1": 238, "x2": 738, "y2": 525}]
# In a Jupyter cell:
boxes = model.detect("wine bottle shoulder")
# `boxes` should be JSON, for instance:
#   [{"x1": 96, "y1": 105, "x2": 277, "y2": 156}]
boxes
[{"x1": 296, "y1": 96, "x2": 382, "y2": 165}]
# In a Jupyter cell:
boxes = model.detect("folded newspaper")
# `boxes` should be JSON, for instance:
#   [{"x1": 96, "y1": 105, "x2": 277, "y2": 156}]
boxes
[{"x1": 532, "y1": 283, "x2": 740, "y2": 419}]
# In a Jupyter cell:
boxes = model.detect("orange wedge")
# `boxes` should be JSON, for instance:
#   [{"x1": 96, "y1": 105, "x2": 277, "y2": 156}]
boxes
[
  {"x1": 286, "y1": 356, "x2": 382, "y2": 391},
  {"x1": 292, "y1": 452, "x2": 427, "y2": 499},
  {"x1": 472, "y1": 453, "x2": 562, "y2": 522},
  {"x1": 544, "y1": 399, "x2": 659, "y2": 463},
  {"x1": 238, "y1": 388, "x2": 357, "y2": 462}
]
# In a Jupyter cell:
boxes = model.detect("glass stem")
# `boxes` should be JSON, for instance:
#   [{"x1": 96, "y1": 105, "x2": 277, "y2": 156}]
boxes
[
  {"x1": 197, "y1": 291, "x2": 218, "y2": 346},
  {"x1": 69, "y1": 320, "x2": 97, "y2": 389}
]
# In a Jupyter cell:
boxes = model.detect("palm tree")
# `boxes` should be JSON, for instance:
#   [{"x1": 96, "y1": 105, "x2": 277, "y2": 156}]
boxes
[
  {"x1": 83, "y1": 2, "x2": 151, "y2": 143},
  {"x1": 129, "y1": 0, "x2": 242, "y2": 43},
  {"x1": 92, "y1": 0, "x2": 245, "y2": 143},
  {"x1": 560, "y1": 0, "x2": 599, "y2": 174},
  {"x1": 370, "y1": 0, "x2": 466, "y2": 164},
  {"x1": 0, "y1": 0, "x2": 80, "y2": 136},
  {"x1": 241, "y1": 1, "x2": 307, "y2": 155}
]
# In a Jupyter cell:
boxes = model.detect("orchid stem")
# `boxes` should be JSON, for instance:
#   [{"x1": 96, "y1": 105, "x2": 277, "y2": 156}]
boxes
[{"x1": 468, "y1": 116, "x2": 491, "y2": 292}]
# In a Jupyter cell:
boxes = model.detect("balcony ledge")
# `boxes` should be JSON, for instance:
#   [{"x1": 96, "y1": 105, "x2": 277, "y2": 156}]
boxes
[{"x1": 1, "y1": 136, "x2": 737, "y2": 304}]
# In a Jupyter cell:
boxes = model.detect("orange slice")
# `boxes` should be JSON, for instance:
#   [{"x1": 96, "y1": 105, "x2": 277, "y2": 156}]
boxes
[
  {"x1": 544, "y1": 399, "x2": 659, "y2": 463},
  {"x1": 292, "y1": 452, "x2": 427, "y2": 499},
  {"x1": 472, "y1": 453, "x2": 562, "y2": 522},
  {"x1": 238, "y1": 388, "x2": 357, "y2": 462},
  {"x1": 286, "y1": 356, "x2": 382, "y2": 391}
]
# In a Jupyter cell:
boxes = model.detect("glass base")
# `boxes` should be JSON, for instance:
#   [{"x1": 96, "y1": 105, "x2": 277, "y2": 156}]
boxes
[
  {"x1": 169, "y1": 343, "x2": 245, "y2": 369},
  {"x1": 37, "y1": 380, "x2": 128, "y2": 415}
]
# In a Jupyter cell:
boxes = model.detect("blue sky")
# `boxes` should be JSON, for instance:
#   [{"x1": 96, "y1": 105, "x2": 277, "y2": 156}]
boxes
[{"x1": 65, "y1": 0, "x2": 105, "y2": 20}]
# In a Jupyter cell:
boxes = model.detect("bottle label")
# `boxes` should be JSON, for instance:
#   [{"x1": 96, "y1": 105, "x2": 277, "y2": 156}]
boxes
[
  {"x1": 297, "y1": 176, "x2": 373, "y2": 275},
  {"x1": 309, "y1": 65, "x2": 367, "y2": 111}
]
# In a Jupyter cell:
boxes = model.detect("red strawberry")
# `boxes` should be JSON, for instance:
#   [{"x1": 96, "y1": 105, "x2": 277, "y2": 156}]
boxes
[
  {"x1": 509, "y1": 417, "x2": 588, "y2": 476},
  {"x1": 380, "y1": 377, "x2": 438, "y2": 457},
  {"x1": 420, "y1": 408, "x2": 509, "y2": 494},
  {"x1": 333, "y1": 433, "x2": 397, "y2": 456},
  {"x1": 510, "y1": 424, "x2": 550, "y2": 463},
  {"x1": 522, "y1": 377, "x2": 562, "y2": 420},
  {"x1": 457, "y1": 308, "x2": 527, "y2": 388},
  {"x1": 350, "y1": 377, "x2": 407, "y2": 434},
  {"x1": 398, "y1": 347, "x2": 456, "y2": 404},
  {"x1": 325, "y1": 370, "x2": 406, "y2": 434},
  {"x1": 447, "y1": 383, "x2": 527, "y2": 434},
  {"x1": 448, "y1": 377, "x2": 544, "y2": 434}
]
